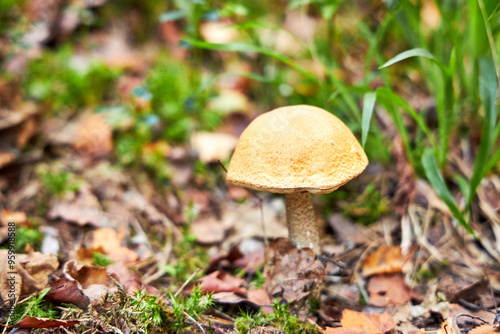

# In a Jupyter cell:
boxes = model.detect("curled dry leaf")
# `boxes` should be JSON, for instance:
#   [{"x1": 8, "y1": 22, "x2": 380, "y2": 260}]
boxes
[
  {"x1": 340, "y1": 309, "x2": 397, "y2": 334},
  {"x1": 46, "y1": 277, "x2": 91, "y2": 309},
  {"x1": 362, "y1": 245, "x2": 415, "y2": 277},
  {"x1": 64, "y1": 260, "x2": 119, "y2": 302},
  {"x1": 0, "y1": 250, "x2": 58, "y2": 303},
  {"x1": 263, "y1": 238, "x2": 325, "y2": 304}
]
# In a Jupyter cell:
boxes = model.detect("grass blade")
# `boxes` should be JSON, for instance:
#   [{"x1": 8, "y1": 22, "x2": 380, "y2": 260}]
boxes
[
  {"x1": 422, "y1": 149, "x2": 476, "y2": 237},
  {"x1": 379, "y1": 48, "x2": 435, "y2": 69},
  {"x1": 361, "y1": 92, "x2": 377, "y2": 148},
  {"x1": 467, "y1": 58, "x2": 499, "y2": 206}
]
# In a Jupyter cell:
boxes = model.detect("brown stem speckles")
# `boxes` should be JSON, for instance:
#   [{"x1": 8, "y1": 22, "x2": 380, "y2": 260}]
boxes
[{"x1": 285, "y1": 192, "x2": 320, "y2": 253}]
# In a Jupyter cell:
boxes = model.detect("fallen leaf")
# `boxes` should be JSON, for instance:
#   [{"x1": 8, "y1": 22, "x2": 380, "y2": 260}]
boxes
[
  {"x1": 340, "y1": 309, "x2": 397, "y2": 334},
  {"x1": 64, "y1": 260, "x2": 119, "y2": 302},
  {"x1": 199, "y1": 270, "x2": 247, "y2": 295},
  {"x1": 0, "y1": 102, "x2": 38, "y2": 130},
  {"x1": 91, "y1": 228, "x2": 138, "y2": 263},
  {"x1": 247, "y1": 289, "x2": 272, "y2": 306},
  {"x1": 362, "y1": 245, "x2": 415, "y2": 277},
  {"x1": 0, "y1": 250, "x2": 58, "y2": 303},
  {"x1": 191, "y1": 216, "x2": 228, "y2": 245},
  {"x1": 264, "y1": 238, "x2": 325, "y2": 303},
  {"x1": 46, "y1": 277, "x2": 91, "y2": 309},
  {"x1": 73, "y1": 113, "x2": 113, "y2": 159},
  {"x1": 367, "y1": 273, "x2": 418, "y2": 307},
  {"x1": 48, "y1": 184, "x2": 108, "y2": 227},
  {"x1": 107, "y1": 262, "x2": 158, "y2": 296},
  {"x1": 14, "y1": 317, "x2": 80, "y2": 329}
]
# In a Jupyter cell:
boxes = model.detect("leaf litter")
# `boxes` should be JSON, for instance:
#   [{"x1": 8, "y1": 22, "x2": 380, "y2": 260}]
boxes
[{"x1": 0, "y1": 1, "x2": 500, "y2": 333}]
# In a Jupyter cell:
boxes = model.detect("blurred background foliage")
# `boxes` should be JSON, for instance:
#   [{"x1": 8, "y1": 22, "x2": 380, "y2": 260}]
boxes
[{"x1": 1, "y1": 0, "x2": 499, "y2": 232}]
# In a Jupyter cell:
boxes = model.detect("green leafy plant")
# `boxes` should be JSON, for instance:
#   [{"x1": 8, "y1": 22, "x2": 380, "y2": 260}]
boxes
[
  {"x1": 24, "y1": 46, "x2": 120, "y2": 112},
  {"x1": 162, "y1": 233, "x2": 209, "y2": 282},
  {"x1": 169, "y1": 285, "x2": 214, "y2": 332},
  {"x1": 37, "y1": 164, "x2": 80, "y2": 197},
  {"x1": 13, "y1": 288, "x2": 57, "y2": 324},
  {"x1": 234, "y1": 299, "x2": 319, "y2": 334},
  {"x1": 15, "y1": 226, "x2": 43, "y2": 253},
  {"x1": 92, "y1": 252, "x2": 114, "y2": 267}
]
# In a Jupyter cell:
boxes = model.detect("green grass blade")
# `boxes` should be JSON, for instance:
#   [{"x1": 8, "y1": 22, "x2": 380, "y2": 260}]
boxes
[
  {"x1": 376, "y1": 87, "x2": 437, "y2": 146},
  {"x1": 379, "y1": 48, "x2": 436, "y2": 69},
  {"x1": 361, "y1": 92, "x2": 377, "y2": 148},
  {"x1": 182, "y1": 37, "x2": 317, "y2": 81},
  {"x1": 422, "y1": 149, "x2": 476, "y2": 237},
  {"x1": 467, "y1": 58, "x2": 499, "y2": 205}
]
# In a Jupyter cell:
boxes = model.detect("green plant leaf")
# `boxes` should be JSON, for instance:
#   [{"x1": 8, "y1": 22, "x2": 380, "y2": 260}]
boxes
[
  {"x1": 467, "y1": 58, "x2": 499, "y2": 206},
  {"x1": 379, "y1": 48, "x2": 435, "y2": 69},
  {"x1": 422, "y1": 149, "x2": 476, "y2": 237},
  {"x1": 361, "y1": 92, "x2": 377, "y2": 148},
  {"x1": 182, "y1": 37, "x2": 317, "y2": 81}
]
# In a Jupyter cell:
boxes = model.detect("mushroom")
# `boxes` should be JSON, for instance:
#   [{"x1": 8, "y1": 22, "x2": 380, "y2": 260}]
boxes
[{"x1": 226, "y1": 105, "x2": 368, "y2": 253}]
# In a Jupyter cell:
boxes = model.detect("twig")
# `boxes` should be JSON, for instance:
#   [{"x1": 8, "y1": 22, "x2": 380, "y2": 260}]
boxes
[
  {"x1": 174, "y1": 268, "x2": 201, "y2": 298},
  {"x1": 184, "y1": 311, "x2": 207, "y2": 334}
]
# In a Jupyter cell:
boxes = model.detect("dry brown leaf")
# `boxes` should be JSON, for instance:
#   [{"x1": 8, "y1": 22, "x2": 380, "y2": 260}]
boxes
[
  {"x1": 64, "y1": 260, "x2": 119, "y2": 302},
  {"x1": 191, "y1": 216, "x2": 227, "y2": 245},
  {"x1": 14, "y1": 317, "x2": 80, "y2": 329},
  {"x1": 362, "y1": 245, "x2": 415, "y2": 277},
  {"x1": 264, "y1": 238, "x2": 325, "y2": 303},
  {"x1": 367, "y1": 273, "x2": 417, "y2": 307},
  {"x1": 248, "y1": 289, "x2": 272, "y2": 306},
  {"x1": 340, "y1": 309, "x2": 397, "y2": 334},
  {"x1": 48, "y1": 184, "x2": 107, "y2": 227},
  {"x1": 46, "y1": 277, "x2": 91, "y2": 309},
  {"x1": 91, "y1": 228, "x2": 138, "y2": 263},
  {"x1": 0, "y1": 250, "x2": 59, "y2": 303},
  {"x1": 107, "y1": 262, "x2": 158, "y2": 296},
  {"x1": 199, "y1": 270, "x2": 247, "y2": 295},
  {"x1": 73, "y1": 113, "x2": 113, "y2": 158},
  {"x1": 0, "y1": 102, "x2": 38, "y2": 130}
]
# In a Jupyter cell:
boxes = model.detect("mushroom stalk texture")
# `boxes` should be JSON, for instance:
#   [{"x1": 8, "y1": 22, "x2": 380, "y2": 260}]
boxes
[{"x1": 285, "y1": 192, "x2": 320, "y2": 253}]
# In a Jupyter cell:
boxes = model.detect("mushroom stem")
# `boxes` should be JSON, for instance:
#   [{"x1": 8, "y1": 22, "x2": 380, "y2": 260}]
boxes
[{"x1": 285, "y1": 192, "x2": 320, "y2": 253}]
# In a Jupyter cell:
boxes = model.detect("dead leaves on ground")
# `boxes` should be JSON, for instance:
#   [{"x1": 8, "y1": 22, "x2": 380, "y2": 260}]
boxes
[{"x1": 0, "y1": 249, "x2": 58, "y2": 303}]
